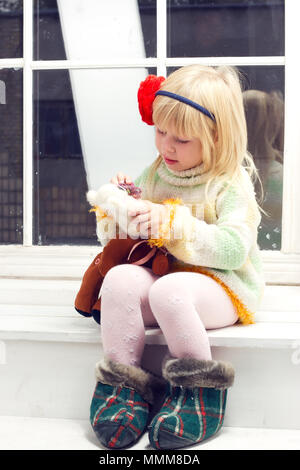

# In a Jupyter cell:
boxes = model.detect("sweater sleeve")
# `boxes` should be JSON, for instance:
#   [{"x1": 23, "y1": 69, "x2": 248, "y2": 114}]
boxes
[{"x1": 163, "y1": 173, "x2": 261, "y2": 270}]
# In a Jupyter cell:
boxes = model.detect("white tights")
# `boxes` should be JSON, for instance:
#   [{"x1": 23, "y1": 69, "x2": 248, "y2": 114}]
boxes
[{"x1": 100, "y1": 264, "x2": 238, "y2": 367}]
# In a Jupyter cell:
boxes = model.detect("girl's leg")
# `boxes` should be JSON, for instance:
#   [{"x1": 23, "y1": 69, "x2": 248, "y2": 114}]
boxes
[
  {"x1": 91, "y1": 264, "x2": 166, "y2": 450},
  {"x1": 148, "y1": 272, "x2": 238, "y2": 450},
  {"x1": 100, "y1": 264, "x2": 159, "y2": 367},
  {"x1": 148, "y1": 272, "x2": 238, "y2": 361}
]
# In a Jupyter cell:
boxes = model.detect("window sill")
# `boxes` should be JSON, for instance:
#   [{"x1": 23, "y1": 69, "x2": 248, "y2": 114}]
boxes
[
  {"x1": 0, "y1": 245, "x2": 299, "y2": 318},
  {"x1": 0, "y1": 244, "x2": 299, "y2": 284}
]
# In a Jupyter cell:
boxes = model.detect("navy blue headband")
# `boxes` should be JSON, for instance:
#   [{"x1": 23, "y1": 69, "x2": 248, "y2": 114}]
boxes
[{"x1": 155, "y1": 90, "x2": 215, "y2": 122}]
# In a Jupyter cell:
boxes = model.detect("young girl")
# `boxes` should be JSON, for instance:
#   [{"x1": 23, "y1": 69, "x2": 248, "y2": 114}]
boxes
[{"x1": 90, "y1": 65, "x2": 265, "y2": 450}]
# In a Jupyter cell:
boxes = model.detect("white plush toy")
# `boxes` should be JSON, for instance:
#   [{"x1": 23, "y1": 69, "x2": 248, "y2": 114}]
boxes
[{"x1": 86, "y1": 183, "x2": 149, "y2": 236}]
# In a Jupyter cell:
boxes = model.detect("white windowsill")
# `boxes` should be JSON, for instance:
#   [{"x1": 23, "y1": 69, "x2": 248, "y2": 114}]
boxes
[
  {"x1": 0, "y1": 245, "x2": 299, "y2": 285},
  {"x1": 0, "y1": 245, "x2": 299, "y2": 323}
]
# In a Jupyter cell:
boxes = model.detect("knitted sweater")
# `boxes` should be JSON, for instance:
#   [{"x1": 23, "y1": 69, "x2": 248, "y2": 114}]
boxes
[{"x1": 96, "y1": 158, "x2": 265, "y2": 324}]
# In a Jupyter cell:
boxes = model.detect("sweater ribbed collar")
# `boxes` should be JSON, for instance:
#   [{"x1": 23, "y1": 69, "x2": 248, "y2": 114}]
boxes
[{"x1": 157, "y1": 158, "x2": 208, "y2": 187}]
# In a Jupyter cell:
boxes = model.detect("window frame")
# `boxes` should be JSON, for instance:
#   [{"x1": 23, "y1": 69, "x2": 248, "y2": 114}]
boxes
[{"x1": 0, "y1": 0, "x2": 299, "y2": 288}]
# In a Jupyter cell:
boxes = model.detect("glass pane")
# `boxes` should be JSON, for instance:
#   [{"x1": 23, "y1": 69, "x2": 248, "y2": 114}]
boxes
[
  {"x1": 167, "y1": 0, "x2": 284, "y2": 57},
  {"x1": 0, "y1": 68, "x2": 23, "y2": 244},
  {"x1": 34, "y1": 0, "x2": 156, "y2": 61},
  {"x1": 167, "y1": 65, "x2": 284, "y2": 251},
  {"x1": 33, "y1": 67, "x2": 156, "y2": 245},
  {"x1": 0, "y1": 0, "x2": 23, "y2": 59},
  {"x1": 241, "y1": 66, "x2": 284, "y2": 251}
]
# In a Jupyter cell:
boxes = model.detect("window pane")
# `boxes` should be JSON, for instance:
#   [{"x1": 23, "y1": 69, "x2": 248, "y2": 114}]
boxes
[
  {"x1": 34, "y1": 0, "x2": 156, "y2": 61},
  {"x1": 0, "y1": 68, "x2": 23, "y2": 244},
  {"x1": 241, "y1": 66, "x2": 284, "y2": 251},
  {"x1": 33, "y1": 67, "x2": 156, "y2": 245},
  {"x1": 33, "y1": 69, "x2": 93, "y2": 245},
  {"x1": 0, "y1": 0, "x2": 23, "y2": 59},
  {"x1": 167, "y1": 0, "x2": 284, "y2": 57},
  {"x1": 167, "y1": 65, "x2": 284, "y2": 251}
]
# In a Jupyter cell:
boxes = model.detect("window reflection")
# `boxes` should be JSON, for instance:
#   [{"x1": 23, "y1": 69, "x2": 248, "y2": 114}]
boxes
[
  {"x1": 244, "y1": 90, "x2": 284, "y2": 251},
  {"x1": 240, "y1": 66, "x2": 284, "y2": 251}
]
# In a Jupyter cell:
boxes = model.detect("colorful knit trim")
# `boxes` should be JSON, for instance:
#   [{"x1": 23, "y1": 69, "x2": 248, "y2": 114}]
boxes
[
  {"x1": 148, "y1": 198, "x2": 182, "y2": 249},
  {"x1": 169, "y1": 262, "x2": 255, "y2": 325}
]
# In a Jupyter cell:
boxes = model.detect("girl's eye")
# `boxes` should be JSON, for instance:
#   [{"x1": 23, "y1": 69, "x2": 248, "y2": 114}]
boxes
[
  {"x1": 157, "y1": 128, "x2": 166, "y2": 135},
  {"x1": 176, "y1": 138, "x2": 189, "y2": 144}
]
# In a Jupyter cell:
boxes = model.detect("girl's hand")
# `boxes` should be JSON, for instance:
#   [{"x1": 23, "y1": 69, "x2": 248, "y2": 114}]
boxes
[
  {"x1": 128, "y1": 201, "x2": 169, "y2": 239},
  {"x1": 110, "y1": 172, "x2": 132, "y2": 185}
]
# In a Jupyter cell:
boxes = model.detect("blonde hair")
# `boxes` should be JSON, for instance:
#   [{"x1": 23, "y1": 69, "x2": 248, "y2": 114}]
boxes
[{"x1": 149, "y1": 65, "x2": 261, "y2": 203}]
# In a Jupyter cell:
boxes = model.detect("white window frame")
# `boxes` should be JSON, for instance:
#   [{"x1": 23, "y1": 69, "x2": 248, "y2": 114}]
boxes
[{"x1": 0, "y1": 0, "x2": 299, "y2": 289}]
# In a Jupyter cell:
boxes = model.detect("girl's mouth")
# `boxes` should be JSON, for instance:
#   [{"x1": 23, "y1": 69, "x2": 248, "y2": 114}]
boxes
[{"x1": 164, "y1": 156, "x2": 178, "y2": 165}]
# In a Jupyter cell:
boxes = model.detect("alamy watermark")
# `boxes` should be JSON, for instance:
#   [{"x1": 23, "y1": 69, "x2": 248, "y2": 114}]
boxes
[{"x1": 99, "y1": 202, "x2": 205, "y2": 242}]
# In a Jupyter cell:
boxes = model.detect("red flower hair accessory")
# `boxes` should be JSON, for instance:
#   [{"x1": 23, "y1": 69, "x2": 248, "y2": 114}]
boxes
[{"x1": 137, "y1": 75, "x2": 165, "y2": 125}]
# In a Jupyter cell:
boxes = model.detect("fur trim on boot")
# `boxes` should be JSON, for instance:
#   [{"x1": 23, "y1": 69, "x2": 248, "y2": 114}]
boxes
[
  {"x1": 162, "y1": 354, "x2": 235, "y2": 390},
  {"x1": 95, "y1": 357, "x2": 166, "y2": 405}
]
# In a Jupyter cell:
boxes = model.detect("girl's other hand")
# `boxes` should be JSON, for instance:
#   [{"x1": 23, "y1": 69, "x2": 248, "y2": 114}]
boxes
[
  {"x1": 110, "y1": 172, "x2": 132, "y2": 185},
  {"x1": 128, "y1": 201, "x2": 168, "y2": 239}
]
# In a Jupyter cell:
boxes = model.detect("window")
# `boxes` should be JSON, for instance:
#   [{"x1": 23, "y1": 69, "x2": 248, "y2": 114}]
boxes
[
  {"x1": 0, "y1": 0, "x2": 299, "y2": 286},
  {"x1": 0, "y1": 67, "x2": 23, "y2": 243},
  {"x1": 33, "y1": 0, "x2": 157, "y2": 245}
]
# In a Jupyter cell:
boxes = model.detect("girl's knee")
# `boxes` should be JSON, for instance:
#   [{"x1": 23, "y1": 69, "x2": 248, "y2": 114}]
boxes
[
  {"x1": 101, "y1": 264, "x2": 157, "y2": 302},
  {"x1": 102, "y1": 263, "x2": 140, "y2": 285},
  {"x1": 100, "y1": 264, "x2": 136, "y2": 295},
  {"x1": 148, "y1": 274, "x2": 188, "y2": 311}
]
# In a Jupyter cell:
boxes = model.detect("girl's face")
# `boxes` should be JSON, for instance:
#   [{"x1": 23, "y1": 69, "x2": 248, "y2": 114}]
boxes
[{"x1": 155, "y1": 126, "x2": 203, "y2": 171}]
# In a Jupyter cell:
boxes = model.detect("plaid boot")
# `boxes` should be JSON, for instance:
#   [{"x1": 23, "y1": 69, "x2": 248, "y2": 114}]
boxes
[
  {"x1": 148, "y1": 354, "x2": 235, "y2": 450},
  {"x1": 90, "y1": 357, "x2": 166, "y2": 449}
]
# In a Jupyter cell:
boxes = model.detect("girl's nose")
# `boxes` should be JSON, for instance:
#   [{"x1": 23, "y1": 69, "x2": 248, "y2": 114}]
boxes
[{"x1": 164, "y1": 135, "x2": 175, "y2": 153}]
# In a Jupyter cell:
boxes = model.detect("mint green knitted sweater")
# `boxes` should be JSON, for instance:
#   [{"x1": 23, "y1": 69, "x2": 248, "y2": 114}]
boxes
[{"x1": 96, "y1": 159, "x2": 265, "y2": 323}]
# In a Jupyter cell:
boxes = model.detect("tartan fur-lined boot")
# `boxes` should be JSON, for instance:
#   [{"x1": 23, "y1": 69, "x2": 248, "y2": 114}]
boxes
[
  {"x1": 148, "y1": 354, "x2": 235, "y2": 450},
  {"x1": 90, "y1": 357, "x2": 166, "y2": 449}
]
